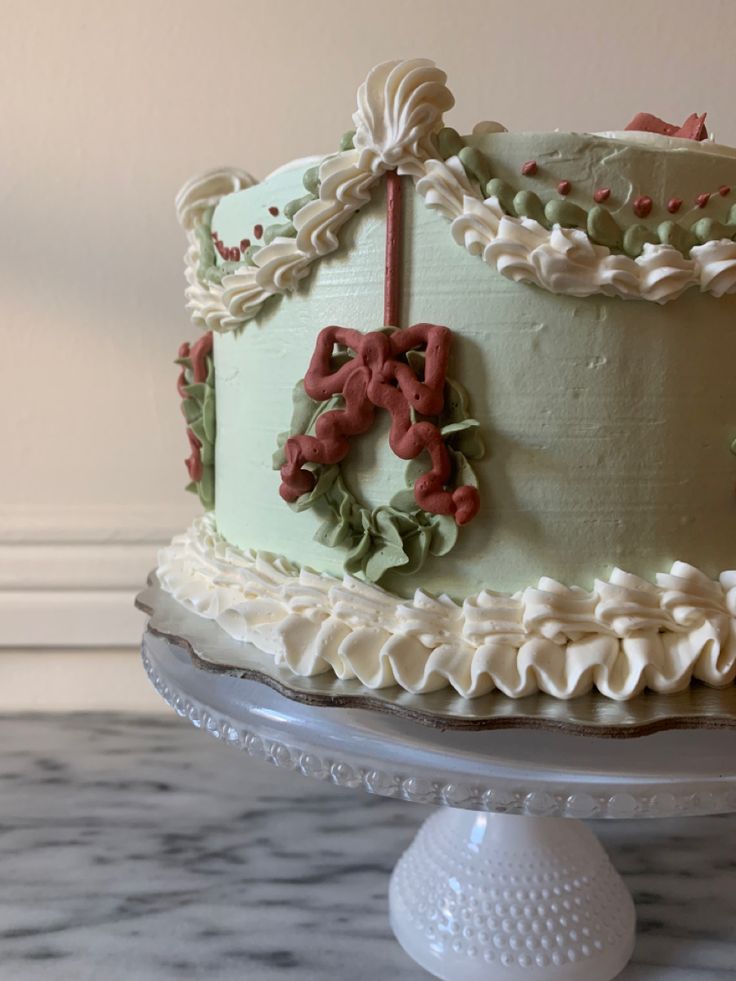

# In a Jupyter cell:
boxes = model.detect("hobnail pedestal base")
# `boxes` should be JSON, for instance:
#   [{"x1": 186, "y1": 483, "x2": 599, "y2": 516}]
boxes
[{"x1": 389, "y1": 809, "x2": 635, "y2": 981}]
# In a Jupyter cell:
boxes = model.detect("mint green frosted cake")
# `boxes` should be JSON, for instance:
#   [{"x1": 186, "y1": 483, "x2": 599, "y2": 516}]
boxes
[{"x1": 159, "y1": 59, "x2": 736, "y2": 700}]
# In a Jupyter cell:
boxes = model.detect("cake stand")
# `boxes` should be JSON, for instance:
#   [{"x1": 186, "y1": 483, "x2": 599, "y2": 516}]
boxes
[{"x1": 140, "y1": 616, "x2": 736, "y2": 981}]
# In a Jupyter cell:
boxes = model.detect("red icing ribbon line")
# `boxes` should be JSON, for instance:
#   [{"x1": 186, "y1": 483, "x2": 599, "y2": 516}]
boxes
[
  {"x1": 384, "y1": 170, "x2": 402, "y2": 328},
  {"x1": 279, "y1": 324, "x2": 480, "y2": 526}
]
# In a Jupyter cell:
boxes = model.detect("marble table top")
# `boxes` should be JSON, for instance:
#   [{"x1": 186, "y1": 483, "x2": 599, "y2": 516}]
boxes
[{"x1": 2, "y1": 712, "x2": 735, "y2": 980}]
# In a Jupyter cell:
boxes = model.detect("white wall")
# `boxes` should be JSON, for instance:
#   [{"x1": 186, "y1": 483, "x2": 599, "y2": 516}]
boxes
[{"x1": 4, "y1": 0, "x2": 736, "y2": 703}]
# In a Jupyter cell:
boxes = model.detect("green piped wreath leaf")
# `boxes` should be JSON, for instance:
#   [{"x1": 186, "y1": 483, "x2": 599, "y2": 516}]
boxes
[
  {"x1": 428, "y1": 513, "x2": 459, "y2": 556},
  {"x1": 178, "y1": 339, "x2": 216, "y2": 511},
  {"x1": 292, "y1": 464, "x2": 339, "y2": 513}
]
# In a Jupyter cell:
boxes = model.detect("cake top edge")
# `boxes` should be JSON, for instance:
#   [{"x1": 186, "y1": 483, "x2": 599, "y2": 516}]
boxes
[{"x1": 176, "y1": 58, "x2": 736, "y2": 332}]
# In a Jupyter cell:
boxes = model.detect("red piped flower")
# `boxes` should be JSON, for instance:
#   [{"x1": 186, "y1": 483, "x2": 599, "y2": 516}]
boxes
[
  {"x1": 667, "y1": 197, "x2": 683, "y2": 214},
  {"x1": 279, "y1": 324, "x2": 480, "y2": 526},
  {"x1": 557, "y1": 180, "x2": 571, "y2": 196},
  {"x1": 521, "y1": 160, "x2": 538, "y2": 176},
  {"x1": 696, "y1": 192, "x2": 711, "y2": 208},
  {"x1": 593, "y1": 188, "x2": 611, "y2": 203}
]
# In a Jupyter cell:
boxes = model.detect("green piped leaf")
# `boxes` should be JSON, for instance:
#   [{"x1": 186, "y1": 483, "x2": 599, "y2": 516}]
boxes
[
  {"x1": 314, "y1": 514, "x2": 349, "y2": 548},
  {"x1": 181, "y1": 399, "x2": 200, "y2": 424},
  {"x1": 429, "y1": 513, "x2": 459, "y2": 557},
  {"x1": 293, "y1": 464, "x2": 339, "y2": 512},
  {"x1": 458, "y1": 146, "x2": 492, "y2": 187},
  {"x1": 178, "y1": 341, "x2": 216, "y2": 509},
  {"x1": 200, "y1": 439, "x2": 214, "y2": 467},
  {"x1": 364, "y1": 543, "x2": 409, "y2": 582},
  {"x1": 263, "y1": 221, "x2": 296, "y2": 246},
  {"x1": 339, "y1": 130, "x2": 355, "y2": 151},
  {"x1": 198, "y1": 466, "x2": 215, "y2": 510},
  {"x1": 441, "y1": 418, "x2": 480, "y2": 437},
  {"x1": 692, "y1": 217, "x2": 730, "y2": 245},
  {"x1": 513, "y1": 190, "x2": 546, "y2": 226},
  {"x1": 397, "y1": 527, "x2": 432, "y2": 575},
  {"x1": 623, "y1": 224, "x2": 658, "y2": 258},
  {"x1": 344, "y1": 532, "x2": 372, "y2": 576},
  {"x1": 303, "y1": 166, "x2": 320, "y2": 195},
  {"x1": 374, "y1": 509, "x2": 404, "y2": 547},
  {"x1": 587, "y1": 206, "x2": 622, "y2": 250},
  {"x1": 436, "y1": 126, "x2": 465, "y2": 160},
  {"x1": 390, "y1": 488, "x2": 420, "y2": 513},
  {"x1": 183, "y1": 382, "x2": 207, "y2": 402},
  {"x1": 202, "y1": 396, "x2": 216, "y2": 443},
  {"x1": 283, "y1": 193, "x2": 316, "y2": 221},
  {"x1": 189, "y1": 418, "x2": 206, "y2": 443},
  {"x1": 658, "y1": 220, "x2": 697, "y2": 255},
  {"x1": 545, "y1": 199, "x2": 587, "y2": 230},
  {"x1": 485, "y1": 178, "x2": 515, "y2": 216}
]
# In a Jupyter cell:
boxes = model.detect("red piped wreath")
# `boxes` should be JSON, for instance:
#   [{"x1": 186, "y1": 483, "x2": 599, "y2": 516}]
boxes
[
  {"x1": 178, "y1": 331, "x2": 213, "y2": 486},
  {"x1": 279, "y1": 323, "x2": 480, "y2": 527}
]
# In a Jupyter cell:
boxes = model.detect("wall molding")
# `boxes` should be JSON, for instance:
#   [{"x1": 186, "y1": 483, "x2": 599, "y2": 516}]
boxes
[{"x1": 0, "y1": 503, "x2": 197, "y2": 647}]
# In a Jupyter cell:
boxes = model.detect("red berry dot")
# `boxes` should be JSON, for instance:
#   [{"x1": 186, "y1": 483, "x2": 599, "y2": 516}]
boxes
[
  {"x1": 593, "y1": 188, "x2": 611, "y2": 203},
  {"x1": 240, "y1": 238, "x2": 251, "y2": 251},
  {"x1": 719, "y1": 185, "x2": 731, "y2": 197},
  {"x1": 253, "y1": 224, "x2": 264, "y2": 240},
  {"x1": 229, "y1": 247, "x2": 240, "y2": 261},
  {"x1": 268, "y1": 205, "x2": 279, "y2": 216},
  {"x1": 667, "y1": 197, "x2": 683, "y2": 214},
  {"x1": 696, "y1": 192, "x2": 710, "y2": 208},
  {"x1": 557, "y1": 180, "x2": 571, "y2": 195},
  {"x1": 633, "y1": 195, "x2": 653, "y2": 219},
  {"x1": 521, "y1": 160, "x2": 537, "y2": 176}
]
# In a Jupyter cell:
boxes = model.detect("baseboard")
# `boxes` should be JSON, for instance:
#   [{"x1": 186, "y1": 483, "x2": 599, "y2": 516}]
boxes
[
  {"x1": 0, "y1": 649, "x2": 168, "y2": 712},
  {"x1": 0, "y1": 589, "x2": 148, "y2": 646},
  {"x1": 0, "y1": 504, "x2": 197, "y2": 646}
]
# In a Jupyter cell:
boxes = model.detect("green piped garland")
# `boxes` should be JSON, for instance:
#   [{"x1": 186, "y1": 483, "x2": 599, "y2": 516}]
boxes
[
  {"x1": 194, "y1": 124, "x2": 736, "y2": 292},
  {"x1": 176, "y1": 339, "x2": 216, "y2": 510},
  {"x1": 272, "y1": 348, "x2": 483, "y2": 584},
  {"x1": 437, "y1": 126, "x2": 736, "y2": 259},
  {"x1": 194, "y1": 132, "x2": 357, "y2": 288}
]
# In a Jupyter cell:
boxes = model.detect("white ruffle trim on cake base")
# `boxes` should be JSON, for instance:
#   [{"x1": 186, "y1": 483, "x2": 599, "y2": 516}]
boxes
[{"x1": 156, "y1": 515, "x2": 736, "y2": 701}]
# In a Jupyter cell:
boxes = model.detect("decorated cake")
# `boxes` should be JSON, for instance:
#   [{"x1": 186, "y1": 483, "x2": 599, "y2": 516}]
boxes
[{"x1": 158, "y1": 58, "x2": 736, "y2": 701}]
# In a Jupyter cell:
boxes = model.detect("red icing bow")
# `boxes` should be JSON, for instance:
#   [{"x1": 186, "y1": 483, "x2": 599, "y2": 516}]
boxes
[
  {"x1": 625, "y1": 112, "x2": 708, "y2": 142},
  {"x1": 178, "y1": 331, "x2": 213, "y2": 482},
  {"x1": 279, "y1": 324, "x2": 481, "y2": 526}
]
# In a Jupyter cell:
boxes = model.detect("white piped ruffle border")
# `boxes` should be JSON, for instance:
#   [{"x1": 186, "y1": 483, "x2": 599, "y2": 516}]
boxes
[
  {"x1": 156, "y1": 514, "x2": 736, "y2": 701},
  {"x1": 177, "y1": 59, "x2": 736, "y2": 334}
]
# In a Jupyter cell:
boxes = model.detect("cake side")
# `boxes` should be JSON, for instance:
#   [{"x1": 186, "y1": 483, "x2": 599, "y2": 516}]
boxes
[
  {"x1": 160, "y1": 58, "x2": 736, "y2": 701},
  {"x1": 211, "y1": 166, "x2": 736, "y2": 597}
]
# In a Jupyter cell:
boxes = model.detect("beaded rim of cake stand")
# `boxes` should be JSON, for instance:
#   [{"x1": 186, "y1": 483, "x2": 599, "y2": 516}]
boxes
[{"x1": 141, "y1": 634, "x2": 736, "y2": 820}]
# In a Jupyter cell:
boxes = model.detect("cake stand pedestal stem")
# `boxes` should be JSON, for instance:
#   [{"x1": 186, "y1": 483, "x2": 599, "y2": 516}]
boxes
[{"x1": 389, "y1": 809, "x2": 635, "y2": 981}]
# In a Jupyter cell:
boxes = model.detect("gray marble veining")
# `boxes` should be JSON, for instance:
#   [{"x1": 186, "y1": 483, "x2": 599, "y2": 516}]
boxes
[{"x1": 1, "y1": 713, "x2": 734, "y2": 980}]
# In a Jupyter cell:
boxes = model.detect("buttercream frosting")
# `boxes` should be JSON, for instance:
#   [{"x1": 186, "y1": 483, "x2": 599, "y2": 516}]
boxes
[
  {"x1": 157, "y1": 515, "x2": 736, "y2": 701},
  {"x1": 178, "y1": 60, "x2": 736, "y2": 334}
]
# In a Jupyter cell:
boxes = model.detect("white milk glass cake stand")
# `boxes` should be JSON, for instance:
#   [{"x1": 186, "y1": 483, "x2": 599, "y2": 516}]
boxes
[{"x1": 138, "y1": 586, "x2": 736, "y2": 981}]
